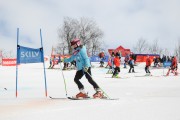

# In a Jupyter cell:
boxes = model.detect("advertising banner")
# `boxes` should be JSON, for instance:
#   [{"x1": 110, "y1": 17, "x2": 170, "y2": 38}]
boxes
[
  {"x1": 17, "y1": 45, "x2": 44, "y2": 64},
  {"x1": 2, "y1": 58, "x2": 16, "y2": 66},
  {"x1": 90, "y1": 56, "x2": 109, "y2": 62}
]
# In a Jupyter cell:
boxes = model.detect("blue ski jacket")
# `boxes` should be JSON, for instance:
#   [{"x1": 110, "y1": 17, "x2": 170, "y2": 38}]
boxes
[{"x1": 64, "y1": 46, "x2": 91, "y2": 71}]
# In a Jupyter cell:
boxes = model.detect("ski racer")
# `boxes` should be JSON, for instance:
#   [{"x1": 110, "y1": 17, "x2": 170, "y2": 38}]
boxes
[
  {"x1": 64, "y1": 38, "x2": 104, "y2": 99},
  {"x1": 112, "y1": 52, "x2": 121, "y2": 78},
  {"x1": 166, "y1": 56, "x2": 178, "y2": 76},
  {"x1": 145, "y1": 55, "x2": 151, "y2": 76}
]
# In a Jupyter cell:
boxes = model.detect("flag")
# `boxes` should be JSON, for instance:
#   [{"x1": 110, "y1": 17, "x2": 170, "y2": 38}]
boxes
[{"x1": 17, "y1": 45, "x2": 44, "y2": 64}]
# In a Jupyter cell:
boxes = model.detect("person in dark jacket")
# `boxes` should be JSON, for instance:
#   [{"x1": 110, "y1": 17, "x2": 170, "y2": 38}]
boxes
[{"x1": 128, "y1": 56, "x2": 135, "y2": 73}]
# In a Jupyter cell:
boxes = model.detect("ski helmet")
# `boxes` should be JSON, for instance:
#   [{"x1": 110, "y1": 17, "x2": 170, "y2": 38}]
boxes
[{"x1": 70, "y1": 38, "x2": 81, "y2": 47}]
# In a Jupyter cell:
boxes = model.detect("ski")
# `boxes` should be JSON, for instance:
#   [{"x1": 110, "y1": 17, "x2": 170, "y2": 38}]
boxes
[
  {"x1": 49, "y1": 96, "x2": 68, "y2": 100},
  {"x1": 105, "y1": 76, "x2": 129, "y2": 79},
  {"x1": 135, "y1": 75, "x2": 150, "y2": 77},
  {"x1": 67, "y1": 97, "x2": 91, "y2": 100},
  {"x1": 135, "y1": 75, "x2": 160, "y2": 77},
  {"x1": 49, "y1": 96, "x2": 119, "y2": 100},
  {"x1": 67, "y1": 97, "x2": 119, "y2": 100}
]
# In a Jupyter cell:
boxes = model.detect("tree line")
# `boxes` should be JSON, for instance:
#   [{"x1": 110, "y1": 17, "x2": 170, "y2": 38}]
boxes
[{"x1": 133, "y1": 38, "x2": 180, "y2": 62}]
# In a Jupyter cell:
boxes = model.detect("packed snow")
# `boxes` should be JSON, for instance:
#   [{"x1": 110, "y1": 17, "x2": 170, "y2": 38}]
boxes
[{"x1": 0, "y1": 62, "x2": 180, "y2": 120}]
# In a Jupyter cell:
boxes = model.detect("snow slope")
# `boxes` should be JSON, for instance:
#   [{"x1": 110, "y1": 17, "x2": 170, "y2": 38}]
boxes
[{"x1": 0, "y1": 62, "x2": 180, "y2": 120}]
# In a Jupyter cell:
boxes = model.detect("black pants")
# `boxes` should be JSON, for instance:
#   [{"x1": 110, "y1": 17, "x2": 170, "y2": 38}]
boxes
[
  {"x1": 74, "y1": 67, "x2": 99, "y2": 90},
  {"x1": 129, "y1": 64, "x2": 134, "y2": 72},
  {"x1": 113, "y1": 67, "x2": 120, "y2": 76},
  {"x1": 145, "y1": 66, "x2": 150, "y2": 73}
]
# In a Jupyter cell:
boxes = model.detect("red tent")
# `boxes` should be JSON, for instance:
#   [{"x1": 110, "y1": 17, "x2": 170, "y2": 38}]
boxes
[{"x1": 108, "y1": 46, "x2": 131, "y2": 57}]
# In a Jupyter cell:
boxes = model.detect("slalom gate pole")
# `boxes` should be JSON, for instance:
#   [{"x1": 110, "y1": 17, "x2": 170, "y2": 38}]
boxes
[
  {"x1": 16, "y1": 28, "x2": 19, "y2": 98},
  {"x1": 40, "y1": 29, "x2": 48, "y2": 97},
  {"x1": 59, "y1": 62, "x2": 68, "y2": 97},
  {"x1": 85, "y1": 71, "x2": 111, "y2": 99}
]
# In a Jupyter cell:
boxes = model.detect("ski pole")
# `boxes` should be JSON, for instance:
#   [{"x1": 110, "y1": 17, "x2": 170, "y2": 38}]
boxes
[
  {"x1": 85, "y1": 71, "x2": 111, "y2": 99},
  {"x1": 59, "y1": 62, "x2": 68, "y2": 97}
]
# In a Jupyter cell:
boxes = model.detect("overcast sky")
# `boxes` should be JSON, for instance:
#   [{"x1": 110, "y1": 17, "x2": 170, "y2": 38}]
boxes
[{"x1": 0, "y1": 0, "x2": 180, "y2": 56}]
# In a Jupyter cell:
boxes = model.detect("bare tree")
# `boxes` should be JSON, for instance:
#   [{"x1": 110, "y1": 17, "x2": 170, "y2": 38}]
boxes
[
  {"x1": 57, "y1": 17, "x2": 79, "y2": 54},
  {"x1": 57, "y1": 17, "x2": 104, "y2": 55},
  {"x1": 149, "y1": 39, "x2": 160, "y2": 54},
  {"x1": 133, "y1": 38, "x2": 149, "y2": 54},
  {"x1": 90, "y1": 38, "x2": 104, "y2": 56},
  {"x1": 78, "y1": 18, "x2": 103, "y2": 49},
  {"x1": 0, "y1": 49, "x2": 15, "y2": 58},
  {"x1": 163, "y1": 48, "x2": 170, "y2": 56}
]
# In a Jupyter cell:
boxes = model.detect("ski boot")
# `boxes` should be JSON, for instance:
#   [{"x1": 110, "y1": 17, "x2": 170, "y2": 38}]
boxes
[
  {"x1": 93, "y1": 91, "x2": 104, "y2": 99},
  {"x1": 114, "y1": 74, "x2": 120, "y2": 78},
  {"x1": 112, "y1": 74, "x2": 118, "y2": 78},
  {"x1": 75, "y1": 92, "x2": 88, "y2": 99}
]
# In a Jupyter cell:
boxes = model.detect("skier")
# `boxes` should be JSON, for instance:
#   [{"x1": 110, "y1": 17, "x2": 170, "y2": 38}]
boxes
[
  {"x1": 128, "y1": 56, "x2": 135, "y2": 73},
  {"x1": 106, "y1": 52, "x2": 115, "y2": 74},
  {"x1": 153, "y1": 56, "x2": 160, "y2": 67},
  {"x1": 166, "y1": 56, "x2": 178, "y2": 76},
  {"x1": 51, "y1": 56, "x2": 56, "y2": 69},
  {"x1": 112, "y1": 52, "x2": 121, "y2": 78},
  {"x1": 99, "y1": 52, "x2": 105, "y2": 67},
  {"x1": 105, "y1": 57, "x2": 112, "y2": 68},
  {"x1": 64, "y1": 38, "x2": 104, "y2": 99},
  {"x1": 116, "y1": 50, "x2": 122, "y2": 59},
  {"x1": 48, "y1": 57, "x2": 52, "y2": 69},
  {"x1": 145, "y1": 55, "x2": 151, "y2": 76}
]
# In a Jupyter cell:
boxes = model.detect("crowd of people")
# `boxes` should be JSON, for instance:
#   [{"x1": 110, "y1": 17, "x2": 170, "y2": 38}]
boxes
[
  {"x1": 153, "y1": 55, "x2": 176, "y2": 67},
  {"x1": 49, "y1": 50, "x2": 178, "y2": 79},
  {"x1": 106, "y1": 52, "x2": 137, "y2": 78}
]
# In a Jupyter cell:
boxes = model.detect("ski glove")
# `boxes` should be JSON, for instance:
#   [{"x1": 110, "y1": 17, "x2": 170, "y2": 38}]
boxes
[{"x1": 83, "y1": 67, "x2": 89, "y2": 72}]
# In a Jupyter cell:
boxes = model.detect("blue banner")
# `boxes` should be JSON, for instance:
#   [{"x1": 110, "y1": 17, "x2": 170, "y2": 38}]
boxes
[
  {"x1": 17, "y1": 45, "x2": 44, "y2": 64},
  {"x1": 90, "y1": 56, "x2": 109, "y2": 62},
  {"x1": 163, "y1": 62, "x2": 171, "y2": 67}
]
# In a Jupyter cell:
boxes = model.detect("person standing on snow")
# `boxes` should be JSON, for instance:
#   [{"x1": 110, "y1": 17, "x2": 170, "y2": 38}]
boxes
[
  {"x1": 112, "y1": 52, "x2": 121, "y2": 78},
  {"x1": 48, "y1": 57, "x2": 52, "y2": 69},
  {"x1": 145, "y1": 55, "x2": 151, "y2": 76},
  {"x1": 106, "y1": 52, "x2": 115, "y2": 74},
  {"x1": 166, "y1": 56, "x2": 178, "y2": 76},
  {"x1": 99, "y1": 52, "x2": 105, "y2": 67},
  {"x1": 64, "y1": 38, "x2": 104, "y2": 99},
  {"x1": 128, "y1": 56, "x2": 135, "y2": 73}
]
